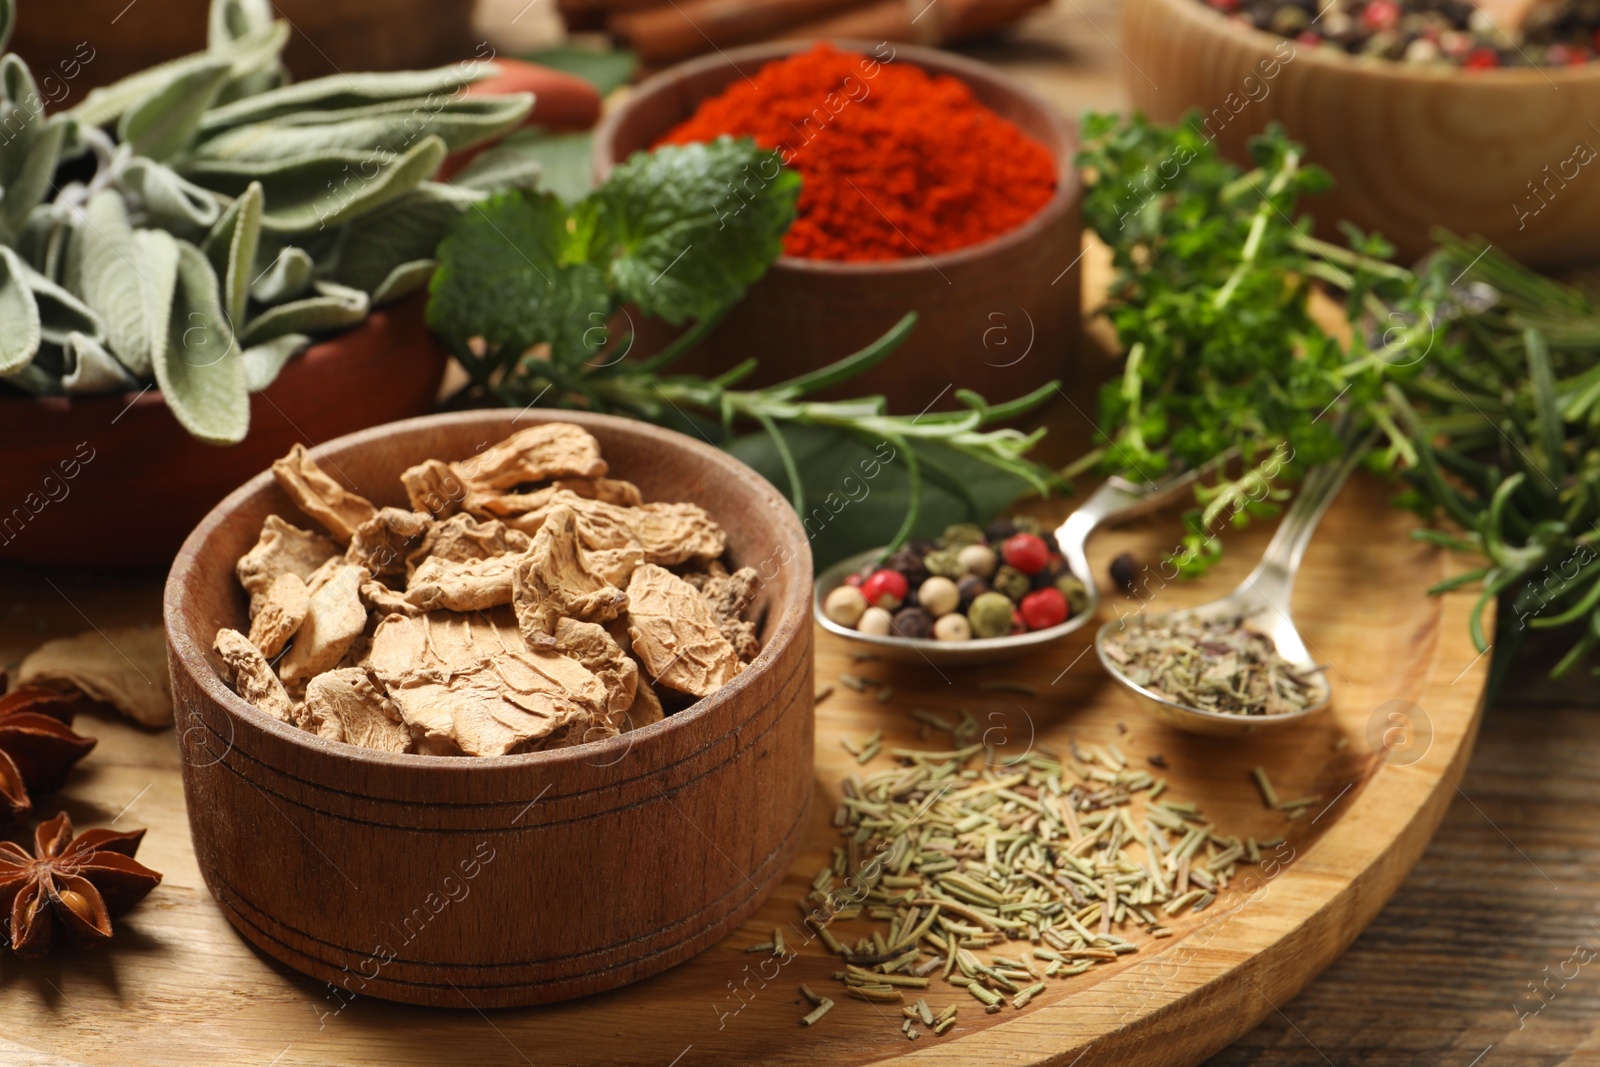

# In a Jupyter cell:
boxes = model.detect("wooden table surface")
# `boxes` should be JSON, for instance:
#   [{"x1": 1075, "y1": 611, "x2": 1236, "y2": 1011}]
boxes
[{"x1": 0, "y1": 1, "x2": 1594, "y2": 1063}]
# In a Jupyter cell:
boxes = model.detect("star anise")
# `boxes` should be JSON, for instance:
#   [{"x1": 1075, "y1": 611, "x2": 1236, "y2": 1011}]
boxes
[
  {"x1": 0, "y1": 687, "x2": 97, "y2": 825},
  {"x1": 0, "y1": 812, "x2": 162, "y2": 959}
]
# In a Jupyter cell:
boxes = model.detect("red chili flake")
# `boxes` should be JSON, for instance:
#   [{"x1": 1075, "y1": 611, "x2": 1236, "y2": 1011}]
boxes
[{"x1": 1463, "y1": 47, "x2": 1501, "y2": 69}]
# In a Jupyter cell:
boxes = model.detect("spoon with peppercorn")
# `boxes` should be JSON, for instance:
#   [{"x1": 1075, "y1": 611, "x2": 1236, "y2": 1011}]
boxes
[
  {"x1": 813, "y1": 462, "x2": 1219, "y2": 666},
  {"x1": 1093, "y1": 441, "x2": 1371, "y2": 736}
]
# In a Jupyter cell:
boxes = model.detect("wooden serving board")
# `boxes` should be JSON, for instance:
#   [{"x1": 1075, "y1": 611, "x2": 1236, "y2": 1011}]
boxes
[{"x1": 0, "y1": 472, "x2": 1487, "y2": 1067}]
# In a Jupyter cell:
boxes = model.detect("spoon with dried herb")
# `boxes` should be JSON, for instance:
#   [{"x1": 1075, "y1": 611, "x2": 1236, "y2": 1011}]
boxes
[{"x1": 1094, "y1": 441, "x2": 1369, "y2": 735}]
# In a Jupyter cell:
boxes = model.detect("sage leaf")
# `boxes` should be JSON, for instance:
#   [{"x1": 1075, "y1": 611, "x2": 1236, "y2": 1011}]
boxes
[
  {"x1": 73, "y1": 190, "x2": 173, "y2": 375},
  {"x1": 0, "y1": 246, "x2": 41, "y2": 373},
  {"x1": 0, "y1": 0, "x2": 13, "y2": 54},
  {"x1": 453, "y1": 128, "x2": 595, "y2": 201},
  {"x1": 2, "y1": 361, "x2": 58, "y2": 394},
  {"x1": 240, "y1": 280, "x2": 368, "y2": 345},
  {"x1": 182, "y1": 135, "x2": 447, "y2": 233},
  {"x1": 369, "y1": 258, "x2": 435, "y2": 306},
  {"x1": 147, "y1": 235, "x2": 248, "y2": 444},
  {"x1": 61, "y1": 332, "x2": 139, "y2": 393},
  {"x1": 198, "y1": 65, "x2": 497, "y2": 134},
  {"x1": 199, "y1": 180, "x2": 262, "y2": 330},
  {"x1": 209, "y1": 0, "x2": 276, "y2": 48},
  {"x1": 248, "y1": 245, "x2": 314, "y2": 304},
  {"x1": 118, "y1": 58, "x2": 231, "y2": 161},
  {"x1": 71, "y1": 21, "x2": 289, "y2": 129},
  {"x1": 328, "y1": 182, "x2": 477, "y2": 293},
  {"x1": 17, "y1": 257, "x2": 105, "y2": 344},
  {"x1": 241, "y1": 331, "x2": 309, "y2": 391},
  {"x1": 192, "y1": 94, "x2": 532, "y2": 163},
  {"x1": 599, "y1": 139, "x2": 798, "y2": 325},
  {"x1": 0, "y1": 116, "x2": 67, "y2": 239},
  {"x1": 116, "y1": 157, "x2": 224, "y2": 237}
]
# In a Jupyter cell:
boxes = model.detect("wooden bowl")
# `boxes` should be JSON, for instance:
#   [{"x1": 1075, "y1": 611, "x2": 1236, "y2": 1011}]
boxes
[
  {"x1": 593, "y1": 39, "x2": 1083, "y2": 413},
  {"x1": 0, "y1": 298, "x2": 448, "y2": 570},
  {"x1": 163, "y1": 410, "x2": 814, "y2": 1008},
  {"x1": 1122, "y1": 0, "x2": 1600, "y2": 268}
]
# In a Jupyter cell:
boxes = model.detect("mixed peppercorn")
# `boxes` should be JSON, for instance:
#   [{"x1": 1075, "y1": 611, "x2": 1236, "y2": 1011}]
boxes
[
  {"x1": 823, "y1": 519, "x2": 1089, "y2": 643},
  {"x1": 1214, "y1": 0, "x2": 1600, "y2": 67}
]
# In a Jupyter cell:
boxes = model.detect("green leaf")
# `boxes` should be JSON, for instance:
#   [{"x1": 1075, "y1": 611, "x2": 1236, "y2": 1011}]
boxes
[
  {"x1": 0, "y1": 116, "x2": 66, "y2": 239},
  {"x1": 725, "y1": 424, "x2": 1035, "y2": 569},
  {"x1": 16, "y1": 257, "x2": 105, "y2": 344},
  {"x1": 249, "y1": 245, "x2": 315, "y2": 304},
  {"x1": 197, "y1": 65, "x2": 497, "y2": 134},
  {"x1": 0, "y1": 0, "x2": 13, "y2": 54},
  {"x1": 71, "y1": 21, "x2": 289, "y2": 129},
  {"x1": 454, "y1": 127, "x2": 594, "y2": 201},
  {"x1": 241, "y1": 280, "x2": 368, "y2": 345},
  {"x1": 520, "y1": 47, "x2": 637, "y2": 95},
  {"x1": 73, "y1": 191, "x2": 176, "y2": 376},
  {"x1": 209, "y1": 0, "x2": 275, "y2": 47},
  {"x1": 118, "y1": 57, "x2": 231, "y2": 160},
  {"x1": 200, "y1": 180, "x2": 263, "y2": 330},
  {"x1": 116, "y1": 157, "x2": 225, "y2": 237},
  {"x1": 147, "y1": 236, "x2": 249, "y2": 444},
  {"x1": 427, "y1": 188, "x2": 612, "y2": 367},
  {"x1": 369, "y1": 259, "x2": 435, "y2": 305},
  {"x1": 61, "y1": 332, "x2": 139, "y2": 393},
  {"x1": 598, "y1": 138, "x2": 797, "y2": 325},
  {"x1": 241, "y1": 331, "x2": 309, "y2": 391},
  {"x1": 181, "y1": 135, "x2": 448, "y2": 233},
  {"x1": 191, "y1": 94, "x2": 533, "y2": 163},
  {"x1": 326, "y1": 181, "x2": 478, "y2": 293},
  {"x1": 0, "y1": 247, "x2": 42, "y2": 374}
]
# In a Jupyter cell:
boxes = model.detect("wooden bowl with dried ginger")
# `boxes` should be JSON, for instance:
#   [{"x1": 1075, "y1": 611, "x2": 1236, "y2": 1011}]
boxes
[{"x1": 162, "y1": 410, "x2": 813, "y2": 1008}]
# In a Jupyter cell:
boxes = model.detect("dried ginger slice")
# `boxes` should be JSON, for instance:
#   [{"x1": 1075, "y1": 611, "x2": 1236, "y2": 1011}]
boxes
[
  {"x1": 346, "y1": 508, "x2": 432, "y2": 577},
  {"x1": 453, "y1": 423, "x2": 607, "y2": 491},
  {"x1": 400, "y1": 458, "x2": 465, "y2": 519},
  {"x1": 302, "y1": 668, "x2": 411, "y2": 752},
  {"x1": 554, "y1": 618, "x2": 638, "y2": 728},
  {"x1": 625, "y1": 674, "x2": 665, "y2": 730},
  {"x1": 625, "y1": 564, "x2": 742, "y2": 697},
  {"x1": 405, "y1": 513, "x2": 529, "y2": 578},
  {"x1": 473, "y1": 477, "x2": 643, "y2": 520},
  {"x1": 497, "y1": 490, "x2": 726, "y2": 566},
  {"x1": 360, "y1": 579, "x2": 418, "y2": 618},
  {"x1": 18, "y1": 626, "x2": 174, "y2": 727},
  {"x1": 405, "y1": 553, "x2": 521, "y2": 613},
  {"x1": 271, "y1": 444, "x2": 378, "y2": 543},
  {"x1": 236, "y1": 515, "x2": 338, "y2": 612},
  {"x1": 369, "y1": 611, "x2": 606, "y2": 756},
  {"x1": 511, "y1": 504, "x2": 628, "y2": 643},
  {"x1": 279, "y1": 563, "x2": 369, "y2": 690},
  {"x1": 248, "y1": 572, "x2": 309, "y2": 658},
  {"x1": 694, "y1": 566, "x2": 761, "y2": 662},
  {"x1": 214, "y1": 629, "x2": 294, "y2": 722}
]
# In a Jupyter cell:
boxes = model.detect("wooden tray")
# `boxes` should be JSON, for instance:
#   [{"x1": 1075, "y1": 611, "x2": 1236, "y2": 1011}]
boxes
[{"x1": 0, "y1": 473, "x2": 1488, "y2": 1067}]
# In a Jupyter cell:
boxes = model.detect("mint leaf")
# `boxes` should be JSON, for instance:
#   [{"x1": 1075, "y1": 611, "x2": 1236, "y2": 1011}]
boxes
[
  {"x1": 598, "y1": 138, "x2": 797, "y2": 325},
  {"x1": 426, "y1": 188, "x2": 612, "y2": 368}
]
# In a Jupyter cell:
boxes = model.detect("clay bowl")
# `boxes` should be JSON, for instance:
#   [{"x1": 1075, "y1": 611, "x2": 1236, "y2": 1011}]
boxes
[
  {"x1": 0, "y1": 297, "x2": 449, "y2": 571},
  {"x1": 163, "y1": 409, "x2": 814, "y2": 1008},
  {"x1": 593, "y1": 39, "x2": 1083, "y2": 413},
  {"x1": 1122, "y1": 0, "x2": 1600, "y2": 269}
]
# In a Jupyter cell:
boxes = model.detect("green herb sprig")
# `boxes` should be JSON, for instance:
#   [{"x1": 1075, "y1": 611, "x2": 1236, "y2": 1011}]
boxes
[{"x1": 426, "y1": 137, "x2": 1064, "y2": 562}]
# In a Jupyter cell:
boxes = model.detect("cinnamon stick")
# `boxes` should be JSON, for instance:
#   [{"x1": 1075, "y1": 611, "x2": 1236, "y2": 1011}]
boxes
[
  {"x1": 557, "y1": 0, "x2": 666, "y2": 32},
  {"x1": 611, "y1": 0, "x2": 870, "y2": 65},
  {"x1": 797, "y1": 0, "x2": 1051, "y2": 46}
]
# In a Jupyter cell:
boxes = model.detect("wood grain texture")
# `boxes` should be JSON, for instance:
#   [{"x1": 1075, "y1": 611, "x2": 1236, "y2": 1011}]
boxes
[
  {"x1": 0, "y1": 461, "x2": 1491, "y2": 1064},
  {"x1": 0, "y1": 298, "x2": 449, "y2": 570},
  {"x1": 1120, "y1": 0, "x2": 1600, "y2": 268},
  {"x1": 592, "y1": 39, "x2": 1083, "y2": 414},
  {"x1": 164, "y1": 410, "x2": 815, "y2": 1007}
]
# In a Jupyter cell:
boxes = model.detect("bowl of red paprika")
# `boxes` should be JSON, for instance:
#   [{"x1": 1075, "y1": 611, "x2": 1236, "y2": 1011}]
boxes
[{"x1": 593, "y1": 40, "x2": 1082, "y2": 414}]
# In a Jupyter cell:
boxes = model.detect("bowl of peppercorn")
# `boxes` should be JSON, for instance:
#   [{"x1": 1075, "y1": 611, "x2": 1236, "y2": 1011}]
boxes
[
  {"x1": 1122, "y1": 0, "x2": 1600, "y2": 268},
  {"x1": 593, "y1": 39, "x2": 1082, "y2": 414},
  {"x1": 814, "y1": 518, "x2": 1093, "y2": 665}
]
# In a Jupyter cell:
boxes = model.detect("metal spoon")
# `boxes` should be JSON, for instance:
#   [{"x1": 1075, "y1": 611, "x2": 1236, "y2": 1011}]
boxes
[{"x1": 1092, "y1": 445, "x2": 1368, "y2": 736}]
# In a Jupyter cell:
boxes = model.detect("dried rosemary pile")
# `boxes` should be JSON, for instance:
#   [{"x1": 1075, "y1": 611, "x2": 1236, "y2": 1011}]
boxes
[
  {"x1": 800, "y1": 712, "x2": 1273, "y2": 1036},
  {"x1": 1100, "y1": 615, "x2": 1325, "y2": 717}
]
